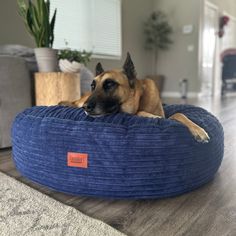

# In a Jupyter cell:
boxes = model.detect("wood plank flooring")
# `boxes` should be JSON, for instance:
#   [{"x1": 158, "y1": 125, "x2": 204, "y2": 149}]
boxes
[{"x1": 1, "y1": 97, "x2": 236, "y2": 236}]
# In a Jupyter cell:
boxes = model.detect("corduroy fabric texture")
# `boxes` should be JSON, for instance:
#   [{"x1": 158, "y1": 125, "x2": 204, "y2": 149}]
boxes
[{"x1": 12, "y1": 105, "x2": 224, "y2": 199}]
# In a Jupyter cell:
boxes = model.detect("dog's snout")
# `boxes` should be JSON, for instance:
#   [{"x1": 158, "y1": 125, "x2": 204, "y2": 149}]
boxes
[
  {"x1": 82, "y1": 94, "x2": 120, "y2": 116},
  {"x1": 83, "y1": 100, "x2": 96, "y2": 112}
]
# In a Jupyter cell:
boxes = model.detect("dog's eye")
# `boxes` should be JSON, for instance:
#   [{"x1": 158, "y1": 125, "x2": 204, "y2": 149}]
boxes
[
  {"x1": 103, "y1": 79, "x2": 117, "y2": 91},
  {"x1": 91, "y1": 81, "x2": 96, "y2": 91}
]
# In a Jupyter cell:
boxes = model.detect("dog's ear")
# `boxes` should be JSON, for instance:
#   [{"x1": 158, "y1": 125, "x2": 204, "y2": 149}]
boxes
[
  {"x1": 123, "y1": 52, "x2": 136, "y2": 88},
  {"x1": 95, "y1": 62, "x2": 104, "y2": 76}
]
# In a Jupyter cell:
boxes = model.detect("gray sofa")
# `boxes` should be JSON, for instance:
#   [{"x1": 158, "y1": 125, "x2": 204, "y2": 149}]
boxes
[{"x1": 0, "y1": 55, "x2": 32, "y2": 148}]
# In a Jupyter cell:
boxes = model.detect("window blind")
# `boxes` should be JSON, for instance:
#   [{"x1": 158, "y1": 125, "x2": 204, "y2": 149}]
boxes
[{"x1": 50, "y1": 0, "x2": 122, "y2": 58}]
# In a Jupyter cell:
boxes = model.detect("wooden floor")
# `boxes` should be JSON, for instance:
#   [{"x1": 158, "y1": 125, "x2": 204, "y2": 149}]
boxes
[{"x1": 1, "y1": 97, "x2": 236, "y2": 236}]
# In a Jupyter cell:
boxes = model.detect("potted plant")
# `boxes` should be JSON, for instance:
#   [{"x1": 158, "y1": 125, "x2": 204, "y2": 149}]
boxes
[
  {"x1": 58, "y1": 49, "x2": 92, "y2": 73},
  {"x1": 17, "y1": 0, "x2": 58, "y2": 72},
  {"x1": 144, "y1": 11, "x2": 173, "y2": 92}
]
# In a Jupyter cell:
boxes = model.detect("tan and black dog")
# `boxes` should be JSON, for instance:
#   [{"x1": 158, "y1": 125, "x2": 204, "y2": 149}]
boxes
[{"x1": 60, "y1": 53, "x2": 210, "y2": 143}]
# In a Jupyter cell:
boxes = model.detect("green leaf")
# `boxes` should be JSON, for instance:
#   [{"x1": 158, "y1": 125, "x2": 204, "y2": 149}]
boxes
[
  {"x1": 26, "y1": 3, "x2": 34, "y2": 33},
  {"x1": 39, "y1": 27, "x2": 46, "y2": 47},
  {"x1": 49, "y1": 9, "x2": 57, "y2": 47},
  {"x1": 28, "y1": 1, "x2": 37, "y2": 31},
  {"x1": 31, "y1": 4, "x2": 41, "y2": 30},
  {"x1": 17, "y1": 0, "x2": 27, "y2": 18},
  {"x1": 41, "y1": 0, "x2": 50, "y2": 47},
  {"x1": 58, "y1": 49, "x2": 92, "y2": 65},
  {"x1": 17, "y1": 0, "x2": 56, "y2": 48},
  {"x1": 46, "y1": 0, "x2": 50, "y2": 18}
]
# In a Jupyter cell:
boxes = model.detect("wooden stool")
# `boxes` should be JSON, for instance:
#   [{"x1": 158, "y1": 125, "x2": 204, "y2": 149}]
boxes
[{"x1": 35, "y1": 72, "x2": 81, "y2": 106}]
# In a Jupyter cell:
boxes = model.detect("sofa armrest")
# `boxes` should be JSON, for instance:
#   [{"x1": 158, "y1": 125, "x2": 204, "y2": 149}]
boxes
[{"x1": 0, "y1": 56, "x2": 32, "y2": 148}]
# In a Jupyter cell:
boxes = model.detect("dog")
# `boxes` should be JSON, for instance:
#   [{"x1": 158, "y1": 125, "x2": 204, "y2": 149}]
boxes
[{"x1": 59, "y1": 53, "x2": 210, "y2": 143}]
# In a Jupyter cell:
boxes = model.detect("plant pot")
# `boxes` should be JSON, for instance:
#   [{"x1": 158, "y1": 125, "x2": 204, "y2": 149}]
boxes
[
  {"x1": 34, "y1": 48, "x2": 58, "y2": 72},
  {"x1": 146, "y1": 75, "x2": 165, "y2": 94},
  {"x1": 59, "y1": 59, "x2": 82, "y2": 73}
]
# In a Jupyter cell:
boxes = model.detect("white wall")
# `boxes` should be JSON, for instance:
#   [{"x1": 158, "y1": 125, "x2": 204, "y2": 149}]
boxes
[
  {"x1": 154, "y1": 0, "x2": 201, "y2": 95},
  {"x1": 0, "y1": 0, "x2": 35, "y2": 47}
]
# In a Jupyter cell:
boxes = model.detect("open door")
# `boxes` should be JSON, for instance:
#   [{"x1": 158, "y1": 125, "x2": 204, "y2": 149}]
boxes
[{"x1": 200, "y1": 1, "x2": 219, "y2": 97}]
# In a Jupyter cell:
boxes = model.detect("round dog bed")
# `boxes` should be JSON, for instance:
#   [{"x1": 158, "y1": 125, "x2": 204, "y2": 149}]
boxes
[{"x1": 12, "y1": 104, "x2": 224, "y2": 199}]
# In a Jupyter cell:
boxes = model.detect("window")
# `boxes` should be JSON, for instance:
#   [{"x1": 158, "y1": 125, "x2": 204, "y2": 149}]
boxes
[{"x1": 50, "y1": 0, "x2": 122, "y2": 59}]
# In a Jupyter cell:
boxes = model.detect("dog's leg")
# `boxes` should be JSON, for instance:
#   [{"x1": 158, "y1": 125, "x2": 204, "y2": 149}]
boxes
[
  {"x1": 169, "y1": 113, "x2": 210, "y2": 143},
  {"x1": 58, "y1": 101, "x2": 77, "y2": 107},
  {"x1": 72, "y1": 93, "x2": 91, "y2": 108},
  {"x1": 137, "y1": 111, "x2": 163, "y2": 119},
  {"x1": 58, "y1": 92, "x2": 91, "y2": 108}
]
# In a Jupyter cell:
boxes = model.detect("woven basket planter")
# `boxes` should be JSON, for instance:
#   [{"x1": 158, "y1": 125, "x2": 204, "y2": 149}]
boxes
[{"x1": 12, "y1": 105, "x2": 224, "y2": 199}]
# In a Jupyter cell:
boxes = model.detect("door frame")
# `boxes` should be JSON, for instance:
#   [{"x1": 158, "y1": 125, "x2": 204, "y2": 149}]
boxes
[{"x1": 198, "y1": 0, "x2": 219, "y2": 97}]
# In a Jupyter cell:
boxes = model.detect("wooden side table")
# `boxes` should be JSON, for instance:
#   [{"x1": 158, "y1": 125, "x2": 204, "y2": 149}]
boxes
[{"x1": 35, "y1": 72, "x2": 81, "y2": 106}]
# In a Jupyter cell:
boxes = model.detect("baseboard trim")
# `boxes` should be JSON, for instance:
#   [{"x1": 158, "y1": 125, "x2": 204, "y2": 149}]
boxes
[{"x1": 161, "y1": 92, "x2": 199, "y2": 98}]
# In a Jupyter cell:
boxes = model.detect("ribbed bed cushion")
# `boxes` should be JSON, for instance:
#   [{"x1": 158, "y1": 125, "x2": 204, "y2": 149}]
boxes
[{"x1": 12, "y1": 105, "x2": 224, "y2": 199}]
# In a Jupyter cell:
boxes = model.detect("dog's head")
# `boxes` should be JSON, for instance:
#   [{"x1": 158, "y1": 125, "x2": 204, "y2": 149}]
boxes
[{"x1": 83, "y1": 53, "x2": 137, "y2": 116}]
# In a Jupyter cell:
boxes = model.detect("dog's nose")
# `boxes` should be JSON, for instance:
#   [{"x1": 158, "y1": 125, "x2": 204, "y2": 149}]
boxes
[{"x1": 83, "y1": 101, "x2": 96, "y2": 112}]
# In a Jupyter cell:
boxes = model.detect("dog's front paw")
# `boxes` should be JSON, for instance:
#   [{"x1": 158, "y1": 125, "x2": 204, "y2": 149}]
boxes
[{"x1": 189, "y1": 125, "x2": 210, "y2": 143}]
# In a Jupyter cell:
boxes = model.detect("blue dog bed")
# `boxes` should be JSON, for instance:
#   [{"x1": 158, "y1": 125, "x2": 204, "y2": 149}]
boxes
[{"x1": 12, "y1": 104, "x2": 224, "y2": 199}]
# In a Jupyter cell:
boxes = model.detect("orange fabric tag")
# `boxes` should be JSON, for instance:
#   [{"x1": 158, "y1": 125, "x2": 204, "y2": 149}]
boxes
[{"x1": 67, "y1": 152, "x2": 88, "y2": 168}]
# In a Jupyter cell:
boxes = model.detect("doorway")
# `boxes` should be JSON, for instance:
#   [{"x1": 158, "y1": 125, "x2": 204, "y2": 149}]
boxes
[
  {"x1": 222, "y1": 12, "x2": 236, "y2": 50},
  {"x1": 200, "y1": 1, "x2": 219, "y2": 97}
]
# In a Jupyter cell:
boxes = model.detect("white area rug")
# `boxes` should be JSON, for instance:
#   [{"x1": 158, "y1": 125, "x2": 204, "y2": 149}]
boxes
[{"x1": 0, "y1": 172, "x2": 126, "y2": 236}]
